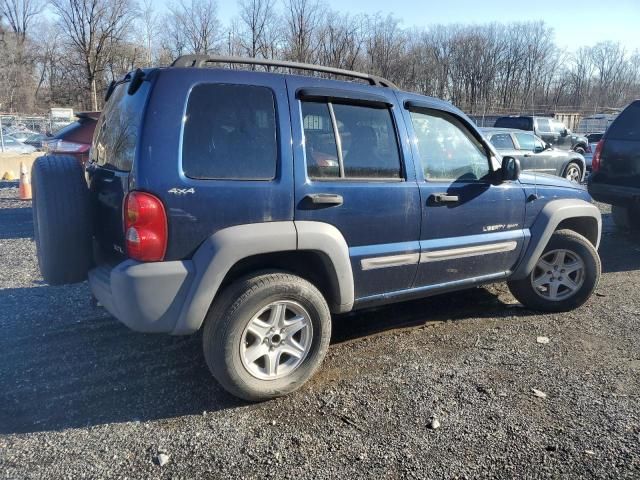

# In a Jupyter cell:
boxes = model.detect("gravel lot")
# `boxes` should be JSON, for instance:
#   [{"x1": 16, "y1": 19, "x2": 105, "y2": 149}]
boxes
[{"x1": 0, "y1": 180, "x2": 638, "y2": 479}]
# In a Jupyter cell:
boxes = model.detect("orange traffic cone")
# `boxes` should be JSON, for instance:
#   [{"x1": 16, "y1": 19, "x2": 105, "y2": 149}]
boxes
[{"x1": 19, "y1": 162, "x2": 32, "y2": 200}]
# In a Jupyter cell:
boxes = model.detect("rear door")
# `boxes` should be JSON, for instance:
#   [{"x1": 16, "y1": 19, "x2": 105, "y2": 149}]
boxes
[
  {"x1": 287, "y1": 78, "x2": 421, "y2": 299},
  {"x1": 401, "y1": 100, "x2": 527, "y2": 288}
]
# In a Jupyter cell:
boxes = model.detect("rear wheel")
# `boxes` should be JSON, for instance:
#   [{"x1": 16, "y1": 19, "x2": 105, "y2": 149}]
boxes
[
  {"x1": 203, "y1": 271, "x2": 331, "y2": 401},
  {"x1": 564, "y1": 162, "x2": 582, "y2": 183},
  {"x1": 507, "y1": 230, "x2": 600, "y2": 312},
  {"x1": 612, "y1": 205, "x2": 640, "y2": 232},
  {"x1": 32, "y1": 155, "x2": 92, "y2": 285},
  {"x1": 574, "y1": 145, "x2": 586, "y2": 155}
]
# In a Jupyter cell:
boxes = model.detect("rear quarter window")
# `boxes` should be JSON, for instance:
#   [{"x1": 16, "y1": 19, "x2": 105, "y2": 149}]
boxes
[
  {"x1": 92, "y1": 81, "x2": 150, "y2": 172},
  {"x1": 182, "y1": 84, "x2": 278, "y2": 180},
  {"x1": 607, "y1": 101, "x2": 640, "y2": 141}
]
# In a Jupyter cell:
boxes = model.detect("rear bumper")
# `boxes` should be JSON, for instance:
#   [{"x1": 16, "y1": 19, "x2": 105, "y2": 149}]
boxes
[
  {"x1": 88, "y1": 259, "x2": 194, "y2": 333},
  {"x1": 587, "y1": 182, "x2": 640, "y2": 206}
]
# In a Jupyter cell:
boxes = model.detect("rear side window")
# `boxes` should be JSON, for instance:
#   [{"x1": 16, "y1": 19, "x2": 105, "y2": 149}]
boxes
[
  {"x1": 301, "y1": 101, "x2": 401, "y2": 179},
  {"x1": 92, "y1": 81, "x2": 150, "y2": 172},
  {"x1": 607, "y1": 101, "x2": 640, "y2": 141},
  {"x1": 494, "y1": 117, "x2": 532, "y2": 130},
  {"x1": 182, "y1": 84, "x2": 277, "y2": 180},
  {"x1": 489, "y1": 133, "x2": 515, "y2": 149}
]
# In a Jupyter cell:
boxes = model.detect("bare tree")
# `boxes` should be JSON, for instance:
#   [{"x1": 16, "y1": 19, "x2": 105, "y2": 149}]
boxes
[
  {"x1": 163, "y1": 0, "x2": 221, "y2": 59},
  {"x1": 238, "y1": 0, "x2": 278, "y2": 59},
  {"x1": 0, "y1": 0, "x2": 44, "y2": 44},
  {"x1": 50, "y1": 0, "x2": 137, "y2": 110},
  {"x1": 283, "y1": 0, "x2": 323, "y2": 63}
]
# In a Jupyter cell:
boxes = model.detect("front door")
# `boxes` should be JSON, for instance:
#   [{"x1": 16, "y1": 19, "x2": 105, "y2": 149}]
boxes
[
  {"x1": 287, "y1": 78, "x2": 421, "y2": 299},
  {"x1": 400, "y1": 100, "x2": 528, "y2": 288}
]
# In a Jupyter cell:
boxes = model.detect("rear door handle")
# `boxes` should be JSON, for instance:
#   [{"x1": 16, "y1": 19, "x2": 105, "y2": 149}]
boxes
[
  {"x1": 305, "y1": 193, "x2": 344, "y2": 206},
  {"x1": 430, "y1": 193, "x2": 459, "y2": 204}
]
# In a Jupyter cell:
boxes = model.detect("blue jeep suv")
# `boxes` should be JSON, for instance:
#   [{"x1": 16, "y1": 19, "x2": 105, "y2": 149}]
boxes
[{"x1": 31, "y1": 55, "x2": 602, "y2": 401}]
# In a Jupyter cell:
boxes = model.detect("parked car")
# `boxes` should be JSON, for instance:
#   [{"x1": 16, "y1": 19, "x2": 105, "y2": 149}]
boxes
[
  {"x1": 31, "y1": 56, "x2": 602, "y2": 401},
  {"x1": 494, "y1": 115, "x2": 589, "y2": 154},
  {"x1": 5, "y1": 127, "x2": 37, "y2": 144},
  {"x1": 0, "y1": 135, "x2": 37, "y2": 154},
  {"x1": 482, "y1": 127, "x2": 586, "y2": 183},
  {"x1": 44, "y1": 111, "x2": 99, "y2": 164},
  {"x1": 588, "y1": 100, "x2": 640, "y2": 229},
  {"x1": 582, "y1": 132, "x2": 606, "y2": 171}
]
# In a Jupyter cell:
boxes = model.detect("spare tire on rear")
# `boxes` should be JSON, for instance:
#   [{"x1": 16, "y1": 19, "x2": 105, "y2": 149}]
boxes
[{"x1": 32, "y1": 155, "x2": 92, "y2": 285}]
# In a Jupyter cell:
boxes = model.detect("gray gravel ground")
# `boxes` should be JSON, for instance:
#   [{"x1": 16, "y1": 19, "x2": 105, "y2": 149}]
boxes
[{"x1": 0, "y1": 181, "x2": 639, "y2": 479}]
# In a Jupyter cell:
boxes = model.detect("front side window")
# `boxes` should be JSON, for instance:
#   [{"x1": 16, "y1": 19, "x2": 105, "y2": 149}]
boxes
[
  {"x1": 489, "y1": 133, "x2": 515, "y2": 149},
  {"x1": 533, "y1": 136, "x2": 545, "y2": 151},
  {"x1": 410, "y1": 109, "x2": 490, "y2": 181},
  {"x1": 536, "y1": 118, "x2": 551, "y2": 132},
  {"x1": 301, "y1": 101, "x2": 401, "y2": 179},
  {"x1": 182, "y1": 84, "x2": 277, "y2": 180},
  {"x1": 515, "y1": 132, "x2": 535, "y2": 151}
]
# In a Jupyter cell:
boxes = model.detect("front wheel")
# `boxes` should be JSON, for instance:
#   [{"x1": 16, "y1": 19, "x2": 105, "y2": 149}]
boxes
[
  {"x1": 564, "y1": 162, "x2": 582, "y2": 183},
  {"x1": 507, "y1": 230, "x2": 600, "y2": 312},
  {"x1": 574, "y1": 146, "x2": 586, "y2": 155},
  {"x1": 203, "y1": 271, "x2": 332, "y2": 401}
]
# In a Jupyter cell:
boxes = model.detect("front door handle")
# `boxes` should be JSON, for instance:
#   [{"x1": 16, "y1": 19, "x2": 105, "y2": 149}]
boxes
[
  {"x1": 430, "y1": 193, "x2": 459, "y2": 204},
  {"x1": 523, "y1": 153, "x2": 532, "y2": 157},
  {"x1": 304, "y1": 193, "x2": 344, "y2": 206}
]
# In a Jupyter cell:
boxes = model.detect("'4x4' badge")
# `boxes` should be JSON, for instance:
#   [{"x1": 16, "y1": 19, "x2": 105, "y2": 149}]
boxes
[{"x1": 168, "y1": 187, "x2": 195, "y2": 195}]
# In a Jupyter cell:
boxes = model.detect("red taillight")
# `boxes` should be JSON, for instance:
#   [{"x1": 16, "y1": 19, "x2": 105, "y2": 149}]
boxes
[
  {"x1": 592, "y1": 140, "x2": 604, "y2": 173},
  {"x1": 124, "y1": 191, "x2": 167, "y2": 262}
]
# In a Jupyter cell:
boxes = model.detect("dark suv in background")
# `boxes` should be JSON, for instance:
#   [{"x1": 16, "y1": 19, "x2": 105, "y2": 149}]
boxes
[
  {"x1": 588, "y1": 100, "x2": 640, "y2": 229},
  {"x1": 495, "y1": 115, "x2": 589, "y2": 154}
]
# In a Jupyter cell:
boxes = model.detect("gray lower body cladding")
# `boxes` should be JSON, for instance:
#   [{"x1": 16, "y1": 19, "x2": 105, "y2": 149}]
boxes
[{"x1": 88, "y1": 260, "x2": 194, "y2": 333}]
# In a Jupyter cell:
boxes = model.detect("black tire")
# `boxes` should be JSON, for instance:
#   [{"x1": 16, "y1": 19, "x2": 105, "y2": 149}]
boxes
[
  {"x1": 32, "y1": 155, "x2": 92, "y2": 285},
  {"x1": 574, "y1": 145, "x2": 586, "y2": 155},
  {"x1": 611, "y1": 205, "x2": 640, "y2": 232},
  {"x1": 203, "y1": 271, "x2": 332, "y2": 401},
  {"x1": 507, "y1": 229, "x2": 600, "y2": 312},
  {"x1": 563, "y1": 161, "x2": 583, "y2": 183}
]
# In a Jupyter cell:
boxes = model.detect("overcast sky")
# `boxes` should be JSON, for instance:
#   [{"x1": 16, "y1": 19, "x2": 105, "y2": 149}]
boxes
[{"x1": 178, "y1": 0, "x2": 640, "y2": 53}]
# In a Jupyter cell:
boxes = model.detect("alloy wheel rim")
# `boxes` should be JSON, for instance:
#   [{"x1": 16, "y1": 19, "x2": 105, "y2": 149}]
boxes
[
  {"x1": 566, "y1": 165, "x2": 581, "y2": 183},
  {"x1": 240, "y1": 300, "x2": 313, "y2": 380},
  {"x1": 530, "y1": 249, "x2": 585, "y2": 302}
]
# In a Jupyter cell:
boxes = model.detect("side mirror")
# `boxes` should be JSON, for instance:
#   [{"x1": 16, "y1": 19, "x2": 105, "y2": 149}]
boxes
[
  {"x1": 501, "y1": 156, "x2": 521, "y2": 182},
  {"x1": 534, "y1": 145, "x2": 544, "y2": 153},
  {"x1": 561, "y1": 128, "x2": 568, "y2": 137}
]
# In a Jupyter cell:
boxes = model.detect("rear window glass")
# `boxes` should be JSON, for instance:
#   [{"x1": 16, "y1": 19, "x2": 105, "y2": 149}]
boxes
[
  {"x1": 607, "y1": 101, "x2": 640, "y2": 141},
  {"x1": 489, "y1": 133, "x2": 515, "y2": 149},
  {"x1": 494, "y1": 117, "x2": 532, "y2": 130},
  {"x1": 182, "y1": 84, "x2": 277, "y2": 180},
  {"x1": 52, "y1": 120, "x2": 81, "y2": 138},
  {"x1": 92, "y1": 81, "x2": 150, "y2": 172}
]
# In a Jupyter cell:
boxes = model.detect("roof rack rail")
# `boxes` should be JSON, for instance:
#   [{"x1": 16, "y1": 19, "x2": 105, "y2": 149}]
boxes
[{"x1": 171, "y1": 54, "x2": 399, "y2": 90}]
